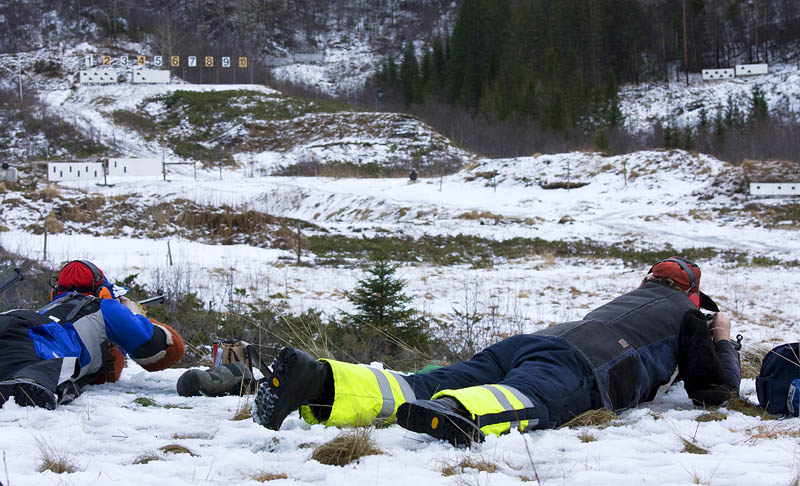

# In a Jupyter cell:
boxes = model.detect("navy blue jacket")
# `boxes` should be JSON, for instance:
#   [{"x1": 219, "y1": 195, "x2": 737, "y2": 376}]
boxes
[{"x1": 537, "y1": 281, "x2": 740, "y2": 411}]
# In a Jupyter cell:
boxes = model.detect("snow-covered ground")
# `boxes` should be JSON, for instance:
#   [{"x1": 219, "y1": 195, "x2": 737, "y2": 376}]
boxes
[{"x1": 1, "y1": 359, "x2": 799, "y2": 486}]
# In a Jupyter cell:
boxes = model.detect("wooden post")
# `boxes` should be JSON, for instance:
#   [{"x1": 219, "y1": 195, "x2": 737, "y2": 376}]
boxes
[
  {"x1": 567, "y1": 160, "x2": 571, "y2": 191},
  {"x1": 167, "y1": 240, "x2": 173, "y2": 266},
  {"x1": 296, "y1": 220, "x2": 301, "y2": 264},
  {"x1": 43, "y1": 216, "x2": 48, "y2": 261},
  {"x1": 623, "y1": 159, "x2": 627, "y2": 187}
]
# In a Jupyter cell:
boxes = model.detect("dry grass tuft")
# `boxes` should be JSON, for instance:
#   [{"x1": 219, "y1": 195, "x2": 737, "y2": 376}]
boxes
[
  {"x1": 726, "y1": 394, "x2": 772, "y2": 418},
  {"x1": 440, "y1": 456, "x2": 500, "y2": 477},
  {"x1": 310, "y1": 427, "x2": 383, "y2": 466},
  {"x1": 232, "y1": 397, "x2": 253, "y2": 421},
  {"x1": 159, "y1": 444, "x2": 197, "y2": 456},
  {"x1": 172, "y1": 432, "x2": 210, "y2": 440},
  {"x1": 745, "y1": 424, "x2": 800, "y2": 443},
  {"x1": 696, "y1": 411, "x2": 726, "y2": 423},
  {"x1": 578, "y1": 431, "x2": 597, "y2": 443},
  {"x1": 740, "y1": 344, "x2": 772, "y2": 379},
  {"x1": 44, "y1": 211, "x2": 64, "y2": 233},
  {"x1": 252, "y1": 472, "x2": 289, "y2": 482},
  {"x1": 681, "y1": 437, "x2": 709, "y2": 455},
  {"x1": 36, "y1": 438, "x2": 77, "y2": 474},
  {"x1": 456, "y1": 210, "x2": 503, "y2": 222},
  {"x1": 133, "y1": 397, "x2": 158, "y2": 407},
  {"x1": 38, "y1": 184, "x2": 61, "y2": 202},
  {"x1": 562, "y1": 409, "x2": 618, "y2": 428}
]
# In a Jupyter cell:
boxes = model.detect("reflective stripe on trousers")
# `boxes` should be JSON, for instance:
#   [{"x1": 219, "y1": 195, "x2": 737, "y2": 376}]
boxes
[
  {"x1": 300, "y1": 359, "x2": 416, "y2": 427},
  {"x1": 433, "y1": 384, "x2": 539, "y2": 437}
]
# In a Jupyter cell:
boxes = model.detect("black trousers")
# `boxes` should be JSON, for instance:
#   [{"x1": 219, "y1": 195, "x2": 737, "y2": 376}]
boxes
[{"x1": 0, "y1": 321, "x2": 64, "y2": 392}]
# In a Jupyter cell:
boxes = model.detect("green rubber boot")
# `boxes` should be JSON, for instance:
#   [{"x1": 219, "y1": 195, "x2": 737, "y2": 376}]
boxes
[{"x1": 176, "y1": 362, "x2": 255, "y2": 397}]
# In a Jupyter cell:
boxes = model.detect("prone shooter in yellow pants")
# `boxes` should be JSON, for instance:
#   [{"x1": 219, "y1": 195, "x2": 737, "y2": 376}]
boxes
[{"x1": 252, "y1": 259, "x2": 742, "y2": 446}]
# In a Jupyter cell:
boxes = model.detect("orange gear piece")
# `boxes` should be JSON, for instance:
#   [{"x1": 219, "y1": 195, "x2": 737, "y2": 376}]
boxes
[
  {"x1": 139, "y1": 319, "x2": 185, "y2": 372},
  {"x1": 92, "y1": 345, "x2": 126, "y2": 384}
]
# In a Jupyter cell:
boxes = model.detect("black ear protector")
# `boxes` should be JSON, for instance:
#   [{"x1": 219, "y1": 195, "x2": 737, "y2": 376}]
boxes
[{"x1": 647, "y1": 257, "x2": 701, "y2": 307}]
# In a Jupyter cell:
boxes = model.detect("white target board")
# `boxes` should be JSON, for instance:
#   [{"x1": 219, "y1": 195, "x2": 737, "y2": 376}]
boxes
[
  {"x1": 133, "y1": 69, "x2": 170, "y2": 84},
  {"x1": 48, "y1": 159, "x2": 162, "y2": 182},
  {"x1": 48, "y1": 162, "x2": 104, "y2": 181},
  {"x1": 702, "y1": 68, "x2": 734, "y2": 80},
  {"x1": 736, "y1": 64, "x2": 769, "y2": 76},
  {"x1": 106, "y1": 158, "x2": 161, "y2": 177},
  {"x1": 79, "y1": 69, "x2": 117, "y2": 84},
  {"x1": 750, "y1": 182, "x2": 800, "y2": 196}
]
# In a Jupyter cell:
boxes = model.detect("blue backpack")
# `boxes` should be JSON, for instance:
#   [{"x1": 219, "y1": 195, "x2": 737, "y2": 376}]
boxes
[{"x1": 756, "y1": 343, "x2": 800, "y2": 416}]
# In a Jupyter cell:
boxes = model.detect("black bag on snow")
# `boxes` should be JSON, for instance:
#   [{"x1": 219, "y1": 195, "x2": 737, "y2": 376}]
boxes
[{"x1": 756, "y1": 343, "x2": 800, "y2": 415}]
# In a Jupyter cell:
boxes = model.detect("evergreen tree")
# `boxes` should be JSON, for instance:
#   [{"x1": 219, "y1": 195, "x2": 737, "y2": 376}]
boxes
[
  {"x1": 724, "y1": 94, "x2": 745, "y2": 129},
  {"x1": 399, "y1": 42, "x2": 421, "y2": 106},
  {"x1": 749, "y1": 85, "x2": 769, "y2": 124},
  {"x1": 343, "y1": 258, "x2": 430, "y2": 363},
  {"x1": 682, "y1": 125, "x2": 695, "y2": 151}
]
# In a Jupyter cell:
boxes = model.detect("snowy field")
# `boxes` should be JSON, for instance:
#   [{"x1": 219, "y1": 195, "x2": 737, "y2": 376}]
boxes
[
  {"x1": 3, "y1": 151, "x2": 800, "y2": 485},
  {"x1": 1, "y1": 61, "x2": 800, "y2": 483}
]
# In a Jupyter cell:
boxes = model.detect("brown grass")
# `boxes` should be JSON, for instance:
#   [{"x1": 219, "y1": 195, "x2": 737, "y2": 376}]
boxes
[
  {"x1": 681, "y1": 437, "x2": 709, "y2": 454},
  {"x1": 172, "y1": 432, "x2": 211, "y2": 440},
  {"x1": 562, "y1": 409, "x2": 618, "y2": 428},
  {"x1": 578, "y1": 431, "x2": 597, "y2": 443},
  {"x1": 159, "y1": 444, "x2": 197, "y2": 456},
  {"x1": 726, "y1": 394, "x2": 773, "y2": 418},
  {"x1": 740, "y1": 344, "x2": 773, "y2": 379},
  {"x1": 456, "y1": 210, "x2": 503, "y2": 222},
  {"x1": 232, "y1": 398, "x2": 253, "y2": 421},
  {"x1": 310, "y1": 427, "x2": 383, "y2": 466},
  {"x1": 745, "y1": 424, "x2": 800, "y2": 443},
  {"x1": 695, "y1": 411, "x2": 726, "y2": 423},
  {"x1": 44, "y1": 211, "x2": 64, "y2": 234},
  {"x1": 38, "y1": 184, "x2": 61, "y2": 202},
  {"x1": 440, "y1": 456, "x2": 500, "y2": 476},
  {"x1": 36, "y1": 438, "x2": 77, "y2": 474},
  {"x1": 252, "y1": 472, "x2": 289, "y2": 482}
]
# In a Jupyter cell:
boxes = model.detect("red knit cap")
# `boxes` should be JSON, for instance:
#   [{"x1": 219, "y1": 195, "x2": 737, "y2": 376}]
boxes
[
  {"x1": 57, "y1": 261, "x2": 105, "y2": 291},
  {"x1": 649, "y1": 257, "x2": 701, "y2": 292}
]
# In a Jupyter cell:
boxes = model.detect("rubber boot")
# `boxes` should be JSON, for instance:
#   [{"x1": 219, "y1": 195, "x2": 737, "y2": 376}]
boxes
[
  {"x1": 176, "y1": 362, "x2": 255, "y2": 397},
  {"x1": 396, "y1": 397, "x2": 485, "y2": 447},
  {"x1": 0, "y1": 379, "x2": 57, "y2": 410},
  {"x1": 252, "y1": 346, "x2": 331, "y2": 430}
]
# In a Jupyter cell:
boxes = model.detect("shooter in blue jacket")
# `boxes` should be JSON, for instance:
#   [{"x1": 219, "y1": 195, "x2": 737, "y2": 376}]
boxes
[{"x1": 0, "y1": 260, "x2": 184, "y2": 409}]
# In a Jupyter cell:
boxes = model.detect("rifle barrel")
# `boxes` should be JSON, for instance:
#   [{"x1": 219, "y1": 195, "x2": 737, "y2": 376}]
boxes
[
  {"x1": 138, "y1": 295, "x2": 165, "y2": 305},
  {"x1": 0, "y1": 268, "x2": 24, "y2": 295}
]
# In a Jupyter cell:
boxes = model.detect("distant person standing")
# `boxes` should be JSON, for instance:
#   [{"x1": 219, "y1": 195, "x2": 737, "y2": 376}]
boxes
[
  {"x1": 0, "y1": 163, "x2": 18, "y2": 184},
  {"x1": 409, "y1": 169, "x2": 418, "y2": 184}
]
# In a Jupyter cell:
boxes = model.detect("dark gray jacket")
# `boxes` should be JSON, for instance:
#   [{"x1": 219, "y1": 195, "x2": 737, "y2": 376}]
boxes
[{"x1": 537, "y1": 282, "x2": 740, "y2": 411}]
